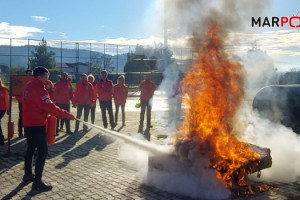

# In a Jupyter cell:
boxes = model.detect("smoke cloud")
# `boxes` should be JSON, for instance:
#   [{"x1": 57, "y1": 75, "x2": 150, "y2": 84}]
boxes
[
  {"x1": 118, "y1": 138, "x2": 231, "y2": 199},
  {"x1": 118, "y1": 0, "x2": 294, "y2": 199},
  {"x1": 236, "y1": 103, "x2": 300, "y2": 182}
]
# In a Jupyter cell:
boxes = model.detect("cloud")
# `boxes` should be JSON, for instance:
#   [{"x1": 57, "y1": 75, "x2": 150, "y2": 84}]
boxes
[
  {"x1": 101, "y1": 35, "x2": 189, "y2": 48},
  {"x1": 47, "y1": 31, "x2": 68, "y2": 39},
  {"x1": 225, "y1": 29, "x2": 300, "y2": 71},
  {"x1": 31, "y1": 15, "x2": 50, "y2": 22},
  {"x1": 227, "y1": 30, "x2": 300, "y2": 56},
  {"x1": 0, "y1": 22, "x2": 43, "y2": 39}
]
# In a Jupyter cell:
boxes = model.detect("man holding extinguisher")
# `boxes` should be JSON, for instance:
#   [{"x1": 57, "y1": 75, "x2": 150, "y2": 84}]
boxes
[{"x1": 22, "y1": 66, "x2": 75, "y2": 192}]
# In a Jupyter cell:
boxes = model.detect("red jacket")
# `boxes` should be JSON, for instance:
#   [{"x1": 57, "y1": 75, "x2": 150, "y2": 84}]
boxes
[
  {"x1": 113, "y1": 84, "x2": 128, "y2": 105},
  {"x1": 54, "y1": 79, "x2": 73, "y2": 104},
  {"x1": 22, "y1": 78, "x2": 74, "y2": 127},
  {"x1": 45, "y1": 79, "x2": 54, "y2": 100},
  {"x1": 97, "y1": 79, "x2": 113, "y2": 101},
  {"x1": 15, "y1": 95, "x2": 22, "y2": 103},
  {"x1": 140, "y1": 80, "x2": 156, "y2": 100},
  {"x1": 0, "y1": 87, "x2": 9, "y2": 110},
  {"x1": 73, "y1": 80, "x2": 93, "y2": 105}
]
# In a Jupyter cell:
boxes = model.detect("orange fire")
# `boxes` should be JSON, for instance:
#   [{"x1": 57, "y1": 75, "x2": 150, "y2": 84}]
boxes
[{"x1": 176, "y1": 22, "x2": 260, "y2": 188}]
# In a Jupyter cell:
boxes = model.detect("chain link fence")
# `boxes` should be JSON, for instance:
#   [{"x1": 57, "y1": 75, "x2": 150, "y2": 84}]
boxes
[{"x1": 0, "y1": 38, "x2": 193, "y2": 90}]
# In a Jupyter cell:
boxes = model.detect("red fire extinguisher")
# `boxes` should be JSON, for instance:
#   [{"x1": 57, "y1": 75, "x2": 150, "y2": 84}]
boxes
[{"x1": 46, "y1": 115, "x2": 57, "y2": 144}]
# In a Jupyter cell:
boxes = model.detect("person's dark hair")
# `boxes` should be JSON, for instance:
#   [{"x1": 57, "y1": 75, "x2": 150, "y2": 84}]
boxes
[{"x1": 33, "y1": 66, "x2": 49, "y2": 78}]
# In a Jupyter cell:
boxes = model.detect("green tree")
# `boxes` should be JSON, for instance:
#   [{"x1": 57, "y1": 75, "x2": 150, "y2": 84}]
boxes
[{"x1": 29, "y1": 38, "x2": 56, "y2": 69}]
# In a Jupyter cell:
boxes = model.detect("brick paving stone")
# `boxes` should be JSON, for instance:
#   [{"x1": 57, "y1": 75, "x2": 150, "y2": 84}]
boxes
[{"x1": 1, "y1": 99, "x2": 300, "y2": 200}]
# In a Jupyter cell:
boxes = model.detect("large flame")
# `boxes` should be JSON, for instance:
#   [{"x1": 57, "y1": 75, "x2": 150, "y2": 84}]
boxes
[{"x1": 177, "y1": 22, "x2": 260, "y2": 188}]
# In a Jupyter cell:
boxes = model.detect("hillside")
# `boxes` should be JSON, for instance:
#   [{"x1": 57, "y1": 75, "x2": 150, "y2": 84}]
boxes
[{"x1": 0, "y1": 45, "x2": 127, "y2": 72}]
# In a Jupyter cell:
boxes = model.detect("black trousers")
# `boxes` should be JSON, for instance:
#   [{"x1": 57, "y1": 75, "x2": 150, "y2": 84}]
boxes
[
  {"x1": 99, "y1": 100, "x2": 114, "y2": 128},
  {"x1": 0, "y1": 110, "x2": 5, "y2": 143},
  {"x1": 139, "y1": 99, "x2": 152, "y2": 128},
  {"x1": 24, "y1": 126, "x2": 48, "y2": 181},
  {"x1": 56, "y1": 103, "x2": 71, "y2": 132},
  {"x1": 75, "y1": 104, "x2": 90, "y2": 131},
  {"x1": 90, "y1": 106, "x2": 96, "y2": 124},
  {"x1": 115, "y1": 104, "x2": 125, "y2": 125}
]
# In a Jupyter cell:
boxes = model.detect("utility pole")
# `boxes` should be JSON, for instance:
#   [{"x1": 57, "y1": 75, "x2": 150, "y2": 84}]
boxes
[{"x1": 163, "y1": 0, "x2": 168, "y2": 69}]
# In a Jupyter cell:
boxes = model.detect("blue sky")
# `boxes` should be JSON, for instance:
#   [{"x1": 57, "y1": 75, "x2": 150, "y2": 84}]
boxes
[
  {"x1": 0, "y1": 0, "x2": 159, "y2": 41},
  {"x1": 0, "y1": 0, "x2": 299, "y2": 71}
]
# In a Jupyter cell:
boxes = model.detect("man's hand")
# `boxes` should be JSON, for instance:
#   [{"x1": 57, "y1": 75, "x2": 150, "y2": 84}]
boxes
[{"x1": 67, "y1": 113, "x2": 76, "y2": 120}]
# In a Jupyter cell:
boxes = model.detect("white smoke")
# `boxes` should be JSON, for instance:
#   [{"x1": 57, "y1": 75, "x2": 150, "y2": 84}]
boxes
[
  {"x1": 118, "y1": 136, "x2": 231, "y2": 199},
  {"x1": 233, "y1": 40, "x2": 300, "y2": 183},
  {"x1": 118, "y1": 0, "x2": 282, "y2": 198},
  {"x1": 236, "y1": 103, "x2": 300, "y2": 182},
  {"x1": 158, "y1": 63, "x2": 183, "y2": 133},
  {"x1": 243, "y1": 47, "x2": 278, "y2": 91}
]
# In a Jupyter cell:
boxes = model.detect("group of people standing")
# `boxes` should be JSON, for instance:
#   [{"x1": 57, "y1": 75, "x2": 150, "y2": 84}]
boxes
[
  {"x1": 54, "y1": 69, "x2": 156, "y2": 136},
  {"x1": 56, "y1": 70, "x2": 130, "y2": 134},
  {"x1": 0, "y1": 66, "x2": 157, "y2": 192}
]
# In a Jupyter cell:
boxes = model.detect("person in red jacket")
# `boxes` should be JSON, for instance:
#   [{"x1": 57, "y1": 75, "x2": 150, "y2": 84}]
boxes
[
  {"x1": 53, "y1": 72, "x2": 74, "y2": 135},
  {"x1": 0, "y1": 78, "x2": 9, "y2": 145},
  {"x1": 45, "y1": 79, "x2": 54, "y2": 100},
  {"x1": 113, "y1": 75, "x2": 128, "y2": 127},
  {"x1": 138, "y1": 74, "x2": 156, "y2": 139},
  {"x1": 87, "y1": 74, "x2": 97, "y2": 124},
  {"x1": 73, "y1": 73, "x2": 93, "y2": 132},
  {"x1": 15, "y1": 69, "x2": 33, "y2": 138},
  {"x1": 97, "y1": 70, "x2": 115, "y2": 129},
  {"x1": 22, "y1": 66, "x2": 75, "y2": 192}
]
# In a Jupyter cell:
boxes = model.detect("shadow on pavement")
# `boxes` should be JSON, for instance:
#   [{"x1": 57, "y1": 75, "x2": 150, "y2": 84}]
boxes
[
  {"x1": 0, "y1": 181, "x2": 31, "y2": 200},
  {"x1": 55, "y1": 133, "x2": 115, "y2": 169},
  {"x1": 0, "y1": 129, "x2": 88, "y2": 174},
  {"x1": 47, "y1": 129, "x2": 89, "y2": 158},
  {"x1": 0, "y1": 138, "x2": 27, "y2": 172},
  {"x1": 116, "y1": 125, "x2": 125, "y2": 132},
  {"x1": 21, "y1": 188, "x2": 49, "y2": 200}
]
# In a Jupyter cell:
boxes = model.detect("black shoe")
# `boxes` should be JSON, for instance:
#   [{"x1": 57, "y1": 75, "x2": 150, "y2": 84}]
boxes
[
  {"x1": 66, "y1": 131, "x2": 73, "y2": 134},
  {"x1": 74, "y1": 129, "x2": 79, "y2": 133},
  {"x1": 22, "y1": 174, "x2": 35, "y2": 183},
  {"x1": 32, "y1": 181, "x2": 53, "y2": 192}
]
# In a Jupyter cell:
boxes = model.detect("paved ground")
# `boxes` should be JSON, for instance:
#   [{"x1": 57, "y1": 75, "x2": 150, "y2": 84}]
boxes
[{"x1": 1, "y1": 97, "x2": 300, "y2": 200}]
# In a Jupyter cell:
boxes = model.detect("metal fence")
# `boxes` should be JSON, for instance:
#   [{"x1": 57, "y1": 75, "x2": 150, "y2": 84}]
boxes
[
  {"x1": 0, "y1": 38, "x2": 136, "y2": 72},
  {"x1": 0, "y1": 38, "x2": 193, "y2": 89}
]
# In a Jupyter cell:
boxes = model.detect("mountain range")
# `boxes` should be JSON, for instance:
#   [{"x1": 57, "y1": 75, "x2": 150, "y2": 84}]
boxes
[{"x1": 0, "y1": 45, "x2": 127, "y2": 72}]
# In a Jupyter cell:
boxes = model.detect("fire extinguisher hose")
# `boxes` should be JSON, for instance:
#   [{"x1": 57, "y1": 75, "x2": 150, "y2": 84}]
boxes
[{"x1": 74, "y1": 118, "x2": 169, "y2": 155}]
